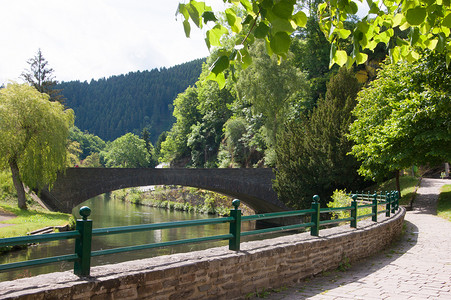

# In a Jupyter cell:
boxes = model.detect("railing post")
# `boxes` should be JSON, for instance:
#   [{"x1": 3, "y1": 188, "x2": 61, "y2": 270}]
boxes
[
  {"x1": 350, "y1": 194, "x2": 357, "y2": 228},
  {"x1": 395, "y1": 191, "x2": 400, "y2": 210},
  {"x1": 372, "y1": 193, "x2": 378, "y2": 222},
  {"x1": 385, "y1": 192, "x2": 391, "y2": 217},
  {"x1": 310, "y1": 195, "x2": 320, "y2": 236},
  {"x1": 391, "y1": 191, "x2": 396, "y2": 213},
  {"x1": 74, "y1": 206, "x2": 93, "y2": 277},
  {"x1": 229, "y1": 199, "x2": 241, "y2": 251}
]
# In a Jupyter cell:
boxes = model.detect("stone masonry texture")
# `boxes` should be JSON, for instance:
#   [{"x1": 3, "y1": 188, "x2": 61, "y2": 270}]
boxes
[
  {"x1": 0, "y1": 207, "x2": 405, "y2": 300},
  {"x1": 264, "y1": 178, "x2": 451, "y2": 300}
]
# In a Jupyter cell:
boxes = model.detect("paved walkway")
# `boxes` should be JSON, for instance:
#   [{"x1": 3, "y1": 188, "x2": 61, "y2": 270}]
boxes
[{"x1": 265, "y1": 178, "x2": 451, "y2": 299}]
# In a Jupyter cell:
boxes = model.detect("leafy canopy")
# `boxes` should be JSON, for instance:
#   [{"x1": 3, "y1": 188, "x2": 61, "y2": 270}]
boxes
[
  {"x1": 319, "y1": 0, "x2": 451, "y2": 67},
  {"x1": 348, "y1": 52, "x2": 451, "y2": 182},
  {"x1": 103, "y1": 133, "x2": 152, "y2": 168},
  {"x1": 177, "y1": 0, "x2": 451, "y2": 85},
  {"x1": 0, "y1": 83, "x2": 74, "y2": 207}
]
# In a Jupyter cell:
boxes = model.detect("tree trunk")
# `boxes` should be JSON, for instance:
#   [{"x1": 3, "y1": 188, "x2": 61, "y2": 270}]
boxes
[
  {"x1": 9, "y1": 158, "x2": 27, "y2": 210},
  {"x1": 395, "y1": 170, "x2": 401, "y2": 196}
]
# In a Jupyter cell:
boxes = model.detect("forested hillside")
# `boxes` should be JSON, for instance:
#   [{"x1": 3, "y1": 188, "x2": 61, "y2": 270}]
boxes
[{"x1": 58, "y1": 59, "x2": 204, "y2": 143}]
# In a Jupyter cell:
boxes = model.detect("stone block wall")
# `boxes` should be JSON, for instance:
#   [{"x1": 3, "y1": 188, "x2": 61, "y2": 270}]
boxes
[{"x1": 0, "y1": 208, "x2": 405, "y2": 300}]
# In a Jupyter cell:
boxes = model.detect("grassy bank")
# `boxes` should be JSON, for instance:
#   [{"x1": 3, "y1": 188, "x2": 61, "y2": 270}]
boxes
[
  {"x1": 0, "y1": 170, "x2": 75, "y2": 240},
  {"x1": 437, "y1": 184, "x2": 451, "y2": 222},
  {"x1": 0, "y1": 204, "x2": 75, "y2": 239},
  {"x1": 366, "y1": 176, "x2": 421, "y2": 206}
]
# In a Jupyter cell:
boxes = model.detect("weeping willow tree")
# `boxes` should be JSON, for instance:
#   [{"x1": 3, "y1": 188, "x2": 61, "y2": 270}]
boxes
[{"x1": 0, "y1": 83, "x2": 74, "y2": 209}]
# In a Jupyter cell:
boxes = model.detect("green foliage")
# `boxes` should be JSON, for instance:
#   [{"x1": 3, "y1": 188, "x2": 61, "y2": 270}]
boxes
[
  {"x1": 327, "y1": 189, "x2": 371, "y2": 219},
  {"x1": 318, "y1": 0, "x2": 451, "y2": 67},
  {"x1": 66, "y1": 140, "x2": 82, "y2": 167},
  {"x1": 178, "y1": 0, "x2": 450, "y2": 85},
  {"x1": 113, "y1": 186, "x2": 238, "y2": 216},
  {"x1": 103, "y1": 133, "x2": 154, "y2": 168},
  {"x1": 236, "y1": 40, "x2": 308, "y2": 164},
  {"x1": 0, "y1": 170, "x2": 15, "y2": 200},
  {"x1": 160, "y1": 86, "x2": 201, "y2": 164},
  {"x1": 177, "y1": 0, "x2": 308, "y2": 86},
  {"x1": 21, "y1": 49, "x2": 64, "y2": 103},
  {"x1": 368, "y1": 176, "x2": 420, "y2": 206},
  {"x1": 273, "y1": 68, "x2": 363, "y2": 209},
  {"x1": 81, "y1": 152, "x2": 102, "y2": 168},
  {"x1": 0, "y1": 83, "x2": 74, "y2": 208},
  {"x1": 69, "y1": 126, "x2": 106, "y2": 160},
  {"x1": 327, "y1": 190, "x2": 352, "y2": 219},
  {"x1": 291, "y1": 17, "x2": 335, "y2": 105},
  {"x1": 437, "y1": 184, "x2": 451, "y2": 222},
  {"x1": 0, "y1": 204, "x2": 74, "y2": 239},
  {"x1": 348, "y1": 53, "x2": 451, "y2": 182},
  {"x1": 59, "y1": 59, "x2": 203, "y2": 143}
]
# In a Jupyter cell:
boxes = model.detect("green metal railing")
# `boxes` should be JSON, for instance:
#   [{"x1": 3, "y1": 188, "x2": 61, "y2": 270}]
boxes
[{"x1": 0, "y1": 192, "x2": 399, "y2": 277}]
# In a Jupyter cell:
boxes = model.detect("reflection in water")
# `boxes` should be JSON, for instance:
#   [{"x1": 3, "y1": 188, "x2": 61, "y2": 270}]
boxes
[{"x1": 0, "y1": 194, "x2": 260, "y2": 281}]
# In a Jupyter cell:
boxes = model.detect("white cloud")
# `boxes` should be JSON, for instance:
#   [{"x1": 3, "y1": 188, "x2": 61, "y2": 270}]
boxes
[{"x1": 0, "y1": 0, "x2": 214, "y2": 84}]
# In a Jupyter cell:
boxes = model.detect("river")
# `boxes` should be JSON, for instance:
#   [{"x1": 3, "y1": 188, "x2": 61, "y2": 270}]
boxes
[{"x1": 0, "y1": 193, "x2": 260, "y2": 282}]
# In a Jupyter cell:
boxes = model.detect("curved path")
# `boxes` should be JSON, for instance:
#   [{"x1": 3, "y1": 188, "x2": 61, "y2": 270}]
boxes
[{"x1": 265, "y1": 178, "x2": 451, "y2": 299}]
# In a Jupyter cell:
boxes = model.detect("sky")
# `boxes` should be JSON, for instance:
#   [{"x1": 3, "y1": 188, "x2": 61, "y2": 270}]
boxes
[{"x1": 0, "y1": 0, "x2": 219, "y2": 85}]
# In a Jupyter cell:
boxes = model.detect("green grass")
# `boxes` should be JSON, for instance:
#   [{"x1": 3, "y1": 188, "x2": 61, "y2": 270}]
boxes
[
  {"x1": 0, "y1": 204, "x2": 74, "y2": 239},
  {"x1": 437, "y1": 184, "x2": 451, "y2": 222},
  {"x1": 366, "y1": 176, "x2": 420, "y2": 206}
]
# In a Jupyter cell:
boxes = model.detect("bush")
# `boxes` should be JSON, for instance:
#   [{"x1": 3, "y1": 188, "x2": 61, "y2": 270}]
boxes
[{"x1": 327, "y1": 189, "x2": 372, "y2": 220}]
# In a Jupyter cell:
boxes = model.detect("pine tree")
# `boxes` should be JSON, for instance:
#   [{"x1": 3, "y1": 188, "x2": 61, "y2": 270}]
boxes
[
  {"x1": 273, "y1": 68, "x2": 364, "y2": 209},
  {"x1": 21, "y1": 49, "x2": 64, "y2": 103}
]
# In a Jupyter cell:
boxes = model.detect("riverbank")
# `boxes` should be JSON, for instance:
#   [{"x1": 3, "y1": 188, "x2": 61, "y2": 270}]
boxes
[
  {"x1": 0, "y1": 202, "x2": 75, "y2": 253},
  {"x1": 112, "y1": 186, "x2": 255, "y2": 216}
]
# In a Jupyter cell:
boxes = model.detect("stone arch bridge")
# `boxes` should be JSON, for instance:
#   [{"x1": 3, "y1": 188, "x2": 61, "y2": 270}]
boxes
[{"x1": 38, "y1": 168, "x2": 288, "y2": 214}]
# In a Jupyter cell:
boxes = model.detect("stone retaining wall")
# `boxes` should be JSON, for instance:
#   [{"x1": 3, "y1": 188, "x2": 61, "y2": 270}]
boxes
[{"x1": 0, "y1": 208, "x2": 405, "y2": 300}]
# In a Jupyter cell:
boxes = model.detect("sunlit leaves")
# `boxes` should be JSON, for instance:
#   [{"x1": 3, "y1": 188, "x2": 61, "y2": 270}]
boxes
[
  {"x1": 202, "y1": 11, "x2": 217, "y2": 23},
  {"x1": 183, "y1": 20, "x2": 191, "y2": 38},
  {"x1": 270, "y1": 32, "x2": 291, "y2": 55},
  {"x1": 406, "y1": 7, "x2": 427, "y2": 26},
  {"x1": 208, "y1": 55, "x2": 229, "y2": 88},
  {"x1": 334, "y1": 50, "x2": 348, "y2": 67},
  {"x1": 292, "y1": 11, "x2": 307, "y2": 27},
  {"x1": 444, "y1": 13, "x2": 451, "y2": 28},
  {"x1": 318, "y1": 0, "x2": 451, "y2": 68},
  {"x1": 225, "y1": 8, "x2": 242, "y2": 33},
  {"x1": 0, "y1": 83, "x2": 74, "y2": 190},
  {"x1": 254, "y1": 22, "x2": 270, "y2": 38},
  {"x1": 206, "y1": 25, "x2": 228, "y2": 48},
  {"x1": 210, "y1": 55, "x2": 230, "y2": 75},
  {"x1": 272, "y1": 1, "x2": 294, "y2": 19},
  {"x1": 349, "y1": 54, "x2": 451, "y2": 181},
  {"x1": 177, "y1": 0, "x2": 311, "y2": 87}
]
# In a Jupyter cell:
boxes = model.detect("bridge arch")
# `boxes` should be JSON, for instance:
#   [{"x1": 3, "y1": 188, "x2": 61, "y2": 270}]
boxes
[{"x1": 38, "y1": 168, "x2": 288, "y2": 214}]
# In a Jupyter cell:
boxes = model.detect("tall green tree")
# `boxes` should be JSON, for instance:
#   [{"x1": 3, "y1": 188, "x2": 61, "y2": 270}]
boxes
[
  {"x1": 21, "y1": 49, "x2": 64, "y2": 103},
  {"x1": 187, "y1": 67, "x2": 235, "y2": 167},
  {"x1": 236, "y1": 40, "x2": 307, "y2": 164},
  {"x1": 349, "y1": 53, "x2": 451, "y2": 193},
  {"x1": 273, "y1": 68, "x2": 362, "y2": 208},
  {"x1": 291, "y1": 17, "x2": 334, "y2": 106},
  {"x1": 159, "y1": 86, "x2": 201, "y2": 164},
  {"x1": 0, "y1": 83, "x2": 74, "y2": 209},
  {"x1": 103, "y1": 133, "x2": 154, "y2": 168}
]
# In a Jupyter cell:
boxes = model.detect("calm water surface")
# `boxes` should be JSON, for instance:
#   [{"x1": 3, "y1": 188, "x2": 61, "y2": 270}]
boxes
[{"x1": 0, "y1": 194, "x2": 258, "y2": 282}]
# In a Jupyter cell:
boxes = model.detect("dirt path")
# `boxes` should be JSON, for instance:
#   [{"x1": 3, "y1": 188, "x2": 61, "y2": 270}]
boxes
[
  {"x1": 263, "y1": 178, "x2": 451, "y2": 299},
  {"x1": 0, "y1": 210, "x2": 16, "y2": 228}
]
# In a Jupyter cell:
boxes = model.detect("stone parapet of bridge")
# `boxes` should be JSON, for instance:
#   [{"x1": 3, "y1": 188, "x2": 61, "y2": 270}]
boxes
[{"x1": 38, "y1": 168, "x2": 288, "y2": 214}]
